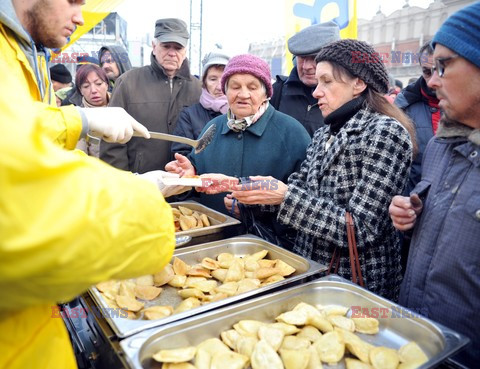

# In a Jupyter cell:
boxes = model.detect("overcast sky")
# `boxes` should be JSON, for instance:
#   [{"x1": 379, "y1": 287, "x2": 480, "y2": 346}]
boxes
[{"x1": 115, "y1": 0, "x2": 433, "y2": 71}]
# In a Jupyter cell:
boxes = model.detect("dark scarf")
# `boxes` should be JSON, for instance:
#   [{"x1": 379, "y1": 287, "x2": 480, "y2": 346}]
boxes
[
  {"x1": 324, "y1": 94, "x2": 366, "y2": 135},
  {"x1": 420, "y1": 78, "x2": 440, "y2": 134}
]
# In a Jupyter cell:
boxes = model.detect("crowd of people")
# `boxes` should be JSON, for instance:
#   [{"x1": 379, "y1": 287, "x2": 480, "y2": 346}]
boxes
[{"x1": 0, "y1": 0, "x2": 479, "y2": 368}]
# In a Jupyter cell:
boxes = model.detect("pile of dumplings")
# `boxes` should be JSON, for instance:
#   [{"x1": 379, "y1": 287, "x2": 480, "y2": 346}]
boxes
[
  {"x1": 152, "y1": 302, "x2": 429, "y2": 369},
  {"x1": 173, "y1": 206, "x2": 211, "y2": 232},
  {"x1": 96, "y1": 249, "x2": 296, "y2": 321}
]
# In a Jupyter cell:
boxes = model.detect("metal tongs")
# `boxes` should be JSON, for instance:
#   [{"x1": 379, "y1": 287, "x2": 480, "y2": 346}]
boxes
[{"x1": 133, "y1": 124, "x2": 216, "y2": 154}]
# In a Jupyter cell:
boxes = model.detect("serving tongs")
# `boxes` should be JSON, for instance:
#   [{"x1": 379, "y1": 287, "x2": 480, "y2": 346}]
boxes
[{"x1": 133, "y1": 124, "x2": 216, "y2": 154}]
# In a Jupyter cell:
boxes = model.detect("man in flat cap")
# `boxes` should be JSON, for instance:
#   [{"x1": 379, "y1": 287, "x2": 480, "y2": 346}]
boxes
[
  {"x1": 271, "y1": 21, "x2": 340, "y2": 136},
  {"x1": 101, "y1": 18, "x2": 201, "y2": 173}
]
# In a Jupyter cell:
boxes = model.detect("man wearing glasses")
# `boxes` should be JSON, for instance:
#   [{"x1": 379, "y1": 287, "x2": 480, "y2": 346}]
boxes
[
  {"x1": 395, "y1": 41, "x2": 440, "y2": 198},
  {"x1": 389, "y1": 2, "x2": 480, "y2": 367},
  {"x1": 394, "y1": 41, "x2": 440, "y2": 272}
]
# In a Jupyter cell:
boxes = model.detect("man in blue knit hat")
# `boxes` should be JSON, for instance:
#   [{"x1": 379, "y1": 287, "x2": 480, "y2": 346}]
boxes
[{"x1": 389, "y1": 2, "x2": 480, "y2": 366}]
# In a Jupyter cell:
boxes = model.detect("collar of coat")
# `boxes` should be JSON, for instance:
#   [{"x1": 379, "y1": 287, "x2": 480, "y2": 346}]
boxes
[
  {"x1": 436, "y1": 118, "x2": 480, "y2": 146},
  {"x1": 150, "y1": 52, "x2": 194, "y2": 81},
  {"x1": 220, "y1": 104, "x2": 275, "y2": 137}
]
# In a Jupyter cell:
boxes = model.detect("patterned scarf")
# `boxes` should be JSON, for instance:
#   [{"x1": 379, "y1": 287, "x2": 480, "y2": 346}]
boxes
[
  {"x1": 226, "y1": 100, "x2": 269, "y2": 132},
  {"x1": 199, "y1": 88, "x2": 228, "y2": 114}
]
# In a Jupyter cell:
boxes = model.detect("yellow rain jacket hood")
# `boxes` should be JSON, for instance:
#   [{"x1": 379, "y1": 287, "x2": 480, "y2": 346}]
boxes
[
  {"x1": 0, "y1": 2, "x2": 176, "y2": 368},
  {"x1": 0, "y1": 0, "x2": 86, "y2": 149}
]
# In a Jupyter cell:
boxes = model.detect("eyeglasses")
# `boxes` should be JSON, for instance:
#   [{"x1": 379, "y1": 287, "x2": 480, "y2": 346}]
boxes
[
  {"x1": 431, "y1": 54, "x2": 459, "y2": 78},
  {"x1": 422, "y1": 67, "x2": 432, "y2": 79}
]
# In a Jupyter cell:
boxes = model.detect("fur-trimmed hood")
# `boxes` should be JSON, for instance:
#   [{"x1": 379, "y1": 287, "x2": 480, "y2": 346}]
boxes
[{"x1": 436, "y1": 118, "x2": 480, "y2": 146}]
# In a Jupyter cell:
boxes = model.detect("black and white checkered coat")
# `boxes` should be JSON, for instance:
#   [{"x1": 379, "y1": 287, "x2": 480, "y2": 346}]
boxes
[{"x1": 278, "y1": 107, "x2": 412, "y2": 300}]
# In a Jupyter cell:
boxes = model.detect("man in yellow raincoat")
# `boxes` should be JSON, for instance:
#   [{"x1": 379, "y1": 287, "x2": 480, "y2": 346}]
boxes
[{"x1": 0, "y1": 1, "x2": 176, "y2": 368}]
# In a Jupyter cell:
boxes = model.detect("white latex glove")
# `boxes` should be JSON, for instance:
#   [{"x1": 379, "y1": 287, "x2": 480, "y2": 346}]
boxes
[
  {"x1": 137, "y1": 170, "x2": 192, "y2": 198},
  {"x1": 81, "y1": 107, "x2": 150, "y2": 144}
]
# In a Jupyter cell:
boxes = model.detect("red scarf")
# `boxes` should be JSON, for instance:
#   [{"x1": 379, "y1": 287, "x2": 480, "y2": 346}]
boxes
[{"x1": 421, "y1": 88, "x2": 440, "y2": 134}]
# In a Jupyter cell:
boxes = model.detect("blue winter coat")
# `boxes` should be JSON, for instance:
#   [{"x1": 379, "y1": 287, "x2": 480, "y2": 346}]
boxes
[
  {"x1": 271, "y1": 67, "x2": 324, "y2": 137},
  {"x1": 189, "y1": 104, "x2": 311, "y2": 214},
  {"x1": 172, "y1": 103, "x2": 222, "y2": 156},
  {"x1": 395, "y1": 77, "x2": 436, "y2": 195},
  {"x1": 399, "y1": 120, "x2": 480, "y2": 367}
]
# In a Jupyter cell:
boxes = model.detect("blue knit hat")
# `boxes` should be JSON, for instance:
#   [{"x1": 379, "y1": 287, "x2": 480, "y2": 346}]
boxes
[{"x1": 432, "y1": 2, "x2": 480, "y2": 69}]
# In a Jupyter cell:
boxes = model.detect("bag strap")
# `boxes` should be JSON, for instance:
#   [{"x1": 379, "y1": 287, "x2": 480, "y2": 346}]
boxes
[
  {"x1": 327, "y1": 247, "x2": 340, "y2": 275},
  {"x1": 346, "y1": 212, "x2": 364, "y2": 287}
]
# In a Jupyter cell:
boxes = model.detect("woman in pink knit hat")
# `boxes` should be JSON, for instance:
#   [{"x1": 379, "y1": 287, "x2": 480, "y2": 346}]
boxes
[{"x1": 166, "y1": 54, "x2": 311, "y2": 246}]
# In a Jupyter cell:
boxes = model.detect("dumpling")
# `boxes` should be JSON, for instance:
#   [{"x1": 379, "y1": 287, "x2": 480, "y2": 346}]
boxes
[
  {"x1": 369, "y1": 346, "x2": 400, "y2": 369},
  {"x1": 152, "y1": 346, "x2": 196, "y2": 363},
  {"x1": 153, "y1": 264, "x2": 174, "y2": 286},
  {"x1": 258, "y1": 325, "x2": 285, "y2": 351},
  {"x1": 274, "y1": 259, "x2": 296, "y2": 277},
  {"x1": 221, "y1": 329, "x2": 240, "y2": 350},
  {"x1": 173, "y1": 257, "x2": 190, "y2": 276},
  {"x1": 173, "y1": 297, "x2": 201, "y2": 314},
  {"x1": 197, "y1": 338, "x2": 231, "y2": 356},
  {"x1": 233, "y1": 320, "x2": 265, "y2": 337},
  {"x1": 251, "y1": 340, "x2": 283, "y2": 369},
  {"x1": 328, "y1": 315, "x2": 355, "y2": 332},
  {"x1": 235, "y1": 335, "x2": 258, "y2": 357},
  {"x1": 279, "y1": 348, "x2": 311, "y2": 369},
  {"x1": 115, "y1": 294, "x2": 144, "y2": 312},
  {"x1": 313, "y1": 331, "x2": 345, "y2": 364},
  {"x1": 224, "y1": 258, "x2": 245, "y2": 282},
  {"x1": 134, "y1": 285, "x2": 162, "y2": 300},
  {"x1": 352, "y1": 317, "x2": 380, "y2": 334},
  {"x1": 281, "y1": 336, "x2": 311, "y2": 350},
  {"x1": 296, "y1": 325, "x2": 322, "y2": 343},
  {"x1": 210, "y1": 351, "x2": 249, "y2": 369},
  {"x1": 336, "y1": 328, "x2": 373, "y2": 363},
  {"x1": 398, "y1": 342, "x2": 428, "y2": 365},
  {"x1": 276, "y1": 309, "x2": 309, "y2": 326},
  {"x1": 142, "y1": 305, "x2": 173, "y2": 320}
]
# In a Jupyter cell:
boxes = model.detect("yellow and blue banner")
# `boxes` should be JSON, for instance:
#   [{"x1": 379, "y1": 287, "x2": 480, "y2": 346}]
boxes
[
  {"x1": 52, "y1": 0, "x2": 125, "y2": 55},
  {"x1": 285, "y1": 0, "x2": 357, "y2": 72}
]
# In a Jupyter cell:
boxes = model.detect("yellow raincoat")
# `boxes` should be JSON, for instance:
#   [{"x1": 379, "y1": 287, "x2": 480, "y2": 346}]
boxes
[{"x1": 0, "y1": 18, "x2": 175, "y2": 369}]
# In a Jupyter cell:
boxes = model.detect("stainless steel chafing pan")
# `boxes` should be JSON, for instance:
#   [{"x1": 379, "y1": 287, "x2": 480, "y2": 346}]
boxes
[
  {"x1": 120, "y1": 275, "x2": 469, "y2": 369},
  {"x1": 88, "y1": 235, "x2": 327, "y2": 338}
]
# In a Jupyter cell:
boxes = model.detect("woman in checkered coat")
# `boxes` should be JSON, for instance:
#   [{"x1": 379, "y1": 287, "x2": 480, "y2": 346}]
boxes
[{"x1": 232, "y1": 40, "x2": 415, "y2": 301}]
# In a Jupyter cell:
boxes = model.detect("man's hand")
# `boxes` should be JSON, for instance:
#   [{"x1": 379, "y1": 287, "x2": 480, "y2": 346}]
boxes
[
  {"x1": 165, "y1": 153, "x2": 196, "y2": 177},
  {"x1": 231, "y1": 176, "x2": 288, "y2": 205},
  {"x1": 389, "y1": 194, "x2": 424, "y2": 231},
  {"x1": 81, "y1": 107, "x2": 150, "y2": 143}
]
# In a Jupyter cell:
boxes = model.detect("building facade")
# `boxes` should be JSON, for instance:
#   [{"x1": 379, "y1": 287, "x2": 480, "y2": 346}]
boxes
[{"x1": 358, "y1": 0, "x2": 475, "y2": 85}]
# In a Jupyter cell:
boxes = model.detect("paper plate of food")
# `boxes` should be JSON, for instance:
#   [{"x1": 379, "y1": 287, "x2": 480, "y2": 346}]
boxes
[{"x1": 161, "y1": 175, "x2": 204, "y2": 187}]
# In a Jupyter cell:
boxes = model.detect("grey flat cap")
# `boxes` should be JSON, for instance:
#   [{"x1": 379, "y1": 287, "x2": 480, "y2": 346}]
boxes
[
  {"x1": 288, "y1": 21, "x2": 340, "y2": 56},
  {"x1": 154, "y1": 18, "x2": 189, "y2": 47}
]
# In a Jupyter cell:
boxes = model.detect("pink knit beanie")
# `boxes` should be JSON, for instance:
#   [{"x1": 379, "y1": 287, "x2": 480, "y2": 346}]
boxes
[{"x1": 221, "y1": 54, "x2": 273, "y2": 97}]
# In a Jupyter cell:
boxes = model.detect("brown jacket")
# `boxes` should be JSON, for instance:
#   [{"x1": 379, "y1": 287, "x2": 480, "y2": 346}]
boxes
[{"x1": 100, "y1": 53, "x2": 201, "y2": 173}]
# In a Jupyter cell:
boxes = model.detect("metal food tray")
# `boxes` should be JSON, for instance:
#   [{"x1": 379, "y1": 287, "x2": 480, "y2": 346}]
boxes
[
  {"x1": 171, "y1": 201, "x2": 241, "y2": 239},
  {"x1": 120, "y1": 275, "x2": 469, "y2": 369},
  {"x1": 89, "y1": 235, "x2": 326, "y2": 338}
]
